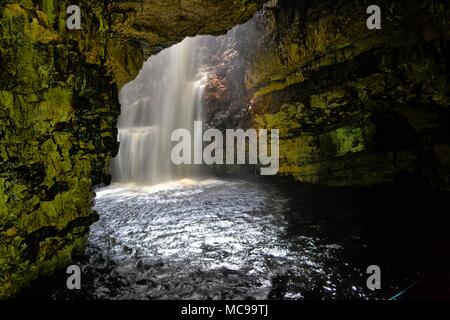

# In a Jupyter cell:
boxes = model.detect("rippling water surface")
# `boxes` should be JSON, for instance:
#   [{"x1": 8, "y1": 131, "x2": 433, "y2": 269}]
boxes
[{"x1": 70, "y1": 178, "x2": 384, "y2": 300}]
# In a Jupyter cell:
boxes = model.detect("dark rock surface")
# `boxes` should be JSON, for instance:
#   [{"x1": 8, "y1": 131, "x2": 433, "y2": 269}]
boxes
[{"x1": 203, "y1": 0, "x2": 449, "y2": 188}]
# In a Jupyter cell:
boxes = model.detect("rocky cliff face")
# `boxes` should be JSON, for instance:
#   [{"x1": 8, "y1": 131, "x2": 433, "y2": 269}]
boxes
[
  {"x1": 204, "y1": 0, "x2": 450, "y2": 187},
  {"x1": 0, "y1": 0, "x2": 265, "y2": 298}
]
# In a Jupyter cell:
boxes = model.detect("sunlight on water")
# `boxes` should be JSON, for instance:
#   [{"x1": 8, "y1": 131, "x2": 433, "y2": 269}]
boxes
[
  {"x1": 83, "y1": 179, "x2": 370, "y2": 300},
  {"x1": 97, "y1": 178, "x2": 225, "y2": 195}
]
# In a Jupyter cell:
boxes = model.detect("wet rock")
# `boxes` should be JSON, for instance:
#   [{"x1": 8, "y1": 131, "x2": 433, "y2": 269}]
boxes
[
  {"x1": 201, "y1": 0, "x2": 450, "y2": 188},
  {"x1": 0, "y1": 0, "x2": 265, "y2": 299}
]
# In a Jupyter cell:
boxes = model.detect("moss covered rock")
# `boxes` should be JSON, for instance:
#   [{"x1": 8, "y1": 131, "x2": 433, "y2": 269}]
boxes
[
  {"x1": 212, "y1": 0, "x2": 449, "y2": 188},
  {"x1": 0, "y1": 0, "x2": 265, "y2": 298}
]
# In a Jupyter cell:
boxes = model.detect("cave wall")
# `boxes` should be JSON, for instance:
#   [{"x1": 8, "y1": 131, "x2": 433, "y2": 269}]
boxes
[
  {"x1": 0, "y1": 0, "x2": 265, "y2": 299},
  {"x1": 204, "y1": 0, "x2": 450, "y2": 187}
]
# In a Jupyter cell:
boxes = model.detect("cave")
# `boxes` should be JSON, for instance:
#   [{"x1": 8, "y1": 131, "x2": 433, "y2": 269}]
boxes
[{"x1": 0, "y1": 0, "x2": 449, "y2": 302}]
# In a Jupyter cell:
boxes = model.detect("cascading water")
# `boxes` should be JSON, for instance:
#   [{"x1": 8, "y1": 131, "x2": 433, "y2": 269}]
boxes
[{"x1": 112, "y1": 37, "x2": 207, "y2": 185}]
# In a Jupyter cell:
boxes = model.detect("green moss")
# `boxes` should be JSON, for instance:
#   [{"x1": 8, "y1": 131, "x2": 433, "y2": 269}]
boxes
[
  {"x1": 255, "y1": 103, "x2": 303, "y2": 136},
  {"x1": 310, "y1": 89, "x2": 347, "y2": 110},
  {"x1": 0, "y1": 91, "x2": 14, "y2": 109},
  {"x1": 330, "y1": 127, "x2": 366, "y2": 155},
  {"x1": 38, "y1": 87, "x2": 73, "y2": 125},
  {"x1": 40, "y1": 0, "x2": 55, "y2": 26}
]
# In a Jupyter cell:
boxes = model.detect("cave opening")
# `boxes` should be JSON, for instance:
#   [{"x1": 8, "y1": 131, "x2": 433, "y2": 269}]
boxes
[{"x1": 59, "y1": 19, "x2": 387, "y2": 300}]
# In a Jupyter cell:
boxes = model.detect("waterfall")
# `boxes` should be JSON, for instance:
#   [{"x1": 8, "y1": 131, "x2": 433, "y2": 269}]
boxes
[{"x1": 112, "y1": 37, "x2": 207, "y2": 184}]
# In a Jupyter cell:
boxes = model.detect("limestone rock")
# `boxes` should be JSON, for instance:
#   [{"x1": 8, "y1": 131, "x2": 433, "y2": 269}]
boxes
[{"x1": 202, "y1": 0, "x2": 450, "y2": 188}]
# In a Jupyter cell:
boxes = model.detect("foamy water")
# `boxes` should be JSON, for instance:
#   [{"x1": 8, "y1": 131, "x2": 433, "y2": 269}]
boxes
[{"x1": 76, "y1": 179, "x2": 375, "y2": 299}]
